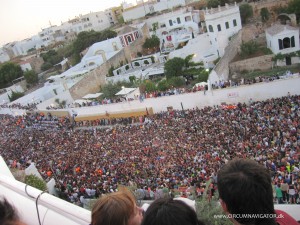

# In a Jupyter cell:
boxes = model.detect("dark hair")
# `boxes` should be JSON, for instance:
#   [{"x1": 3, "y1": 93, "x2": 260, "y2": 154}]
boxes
[
  {"x1": 0, "y1": 198, "x2": 20, "y2": 225},
  {"x1": 141, "y1": 198, "x2": 205, "y2": 225},
  {"x1": 217, "y1": 158, "x2": 276, "y2": 225}
]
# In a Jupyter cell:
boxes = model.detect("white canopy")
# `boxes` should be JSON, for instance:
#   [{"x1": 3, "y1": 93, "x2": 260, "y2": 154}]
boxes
[
  {"x1": 82, "y1": 93, "x2": 103, "y2": 99},
  {"x1": 115, "y1": 88, "x2": 136, "y2": 96},
  {"x1": 194, "y1": 82, "x2": 207, "y2": 87}
]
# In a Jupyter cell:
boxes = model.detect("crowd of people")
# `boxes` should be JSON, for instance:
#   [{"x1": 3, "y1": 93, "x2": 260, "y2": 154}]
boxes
[
  {"x1": 0, "y1": 94, "x2": 299, "y2": 207},
  {"x1": 0, "y1": 102, "x2": 38, "y2": 111}
]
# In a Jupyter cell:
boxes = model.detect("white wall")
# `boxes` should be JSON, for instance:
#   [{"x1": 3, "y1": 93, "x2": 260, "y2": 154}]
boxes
[
  {"x1": 123, "y1": 0, "x2": 186, "y2": 22},
  {"x1": 0, "y1": 171, "x2": 90, "y2": 225},
  {"x1": 123, "y1": 5, "x2": 149, "y2": 22},
  {"x1": 267, "y1": 28, "x2": 300, "y2": 55},
  {"x1": 20, "y1": 63, "x2": 32, "y2": 72},
  {"x1": 0, "y1": 48, "x2": 10, "y2": 63},
  {"x1": 169, "y1": 33, "x2": 218, "y2": 66},
  {"x1": 204, "y1": 4, "x2": 242, "y2": 57},
  {"x1": 47, "y1": 75, "x2": 300, "y2": 117}
]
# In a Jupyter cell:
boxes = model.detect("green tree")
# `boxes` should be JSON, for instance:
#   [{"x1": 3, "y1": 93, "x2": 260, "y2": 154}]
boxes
[
  {"x1": 207, "y1": 0, "x2": 220, "y2": 8},
  {"x1": 108, "y1": 66, "x2": 115, "y2": 77},
  {"x1": 100, "y1": 81, "x2": 133, "y2": 99},
  {"x1": 144, "y1": 80, "x2": 157, "y2": 92},
  {"x1": 239, "y1": 3, "x2": 253, "y2": 24},
  {"x1": 41, "y1": 62, "x2": 52, "y2": 72},
  {"x1": 168, "y1": 77, "x2": 185, "y2": 87},
  {"x1": 25, "y1": 175, "x2": 47, "y2": 191},
  {"x1": 164, "y1": 57, "x2": 185, "y2": 79},
  {"x1": 24, "y1": 70, "x2": 38, "y2": 85},
  {"x1": 197, "y1": 70, "x2": 210, "y2": 82},
  {"x1": 0, "y1": 62, "x2": 23, "y2": 88},
  {"x1": 41, "y1": 49, "x2": 63, "y2": 65},
  {"x1": 260, "y1": 8, "x2": 270, "y2": 23},
  {"x1": 184, "y1": 54, "x2": 194, "y2": 68},
  {"x1": 73, "y1": 30, "x2": 117, "y2": 55},
  {"x1": 287, "y1": 0, "x2": 300, "y2": 22},
  {"x1": 118, "y1": 16, "x2": 125, "y2": 24},
  {"x1": 129, "y1": 76, "x2": 136, "y2": 83},
  {"x1": 157, "y1": 79, "x2": 170, "y2": 91},
  {"x1": 152, "y1": 22, "x2": 159, "y2": 33},
  {"x1": 8, "y1": 91, "x2": 24, "y2": 102},
  {"x1": 143, "y1": 35, "x2": 160, "y2": 49}
]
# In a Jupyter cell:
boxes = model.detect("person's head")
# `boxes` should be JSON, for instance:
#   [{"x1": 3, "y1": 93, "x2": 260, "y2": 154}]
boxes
[
  {"x1": 91, "y1": 188, "x2": 143, "y2": 225},
  {"x1": 217, "y1": 158, "x2": 276, "y2": 225},
  {"x1": 0, "y1": 198, "x2": 26, "y2": 225},
  {"x1": 141, "y1": 197, "x2": 205, "y2": 225}
]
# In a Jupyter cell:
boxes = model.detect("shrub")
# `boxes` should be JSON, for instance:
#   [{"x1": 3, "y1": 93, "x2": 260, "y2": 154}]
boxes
[
  {"x1": 25, "y1": 174, "x2": 47, "y2": 191},
  {"x1": 157, "y1": 79, "x2": 170, "y2": 91},
  {"x1": 168, "y1": 77, "x2": 185, "y2": 87},
  {"x1": 129, "y1": 76, "x2": 136, "y2": 83},
  {"x1": 144, "y1": 80, "x2": 157, "y2": 92},
  {"x1": 8, "y1": 91, "x2": 24, "y2": 102}
]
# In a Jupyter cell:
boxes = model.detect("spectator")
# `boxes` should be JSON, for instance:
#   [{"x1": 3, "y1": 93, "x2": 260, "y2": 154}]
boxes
[
  {"x1": 0, "y1": 197, "x2": 27, "y2": 225},
  {"x1": 91, "y1": 188, "x2": 143, "y2": 225},
  {"x1": 141, "y1": 197, "x2": 205, "y2": 225},
  {"x1": 217, "y1": 158, "x2": 298, "y2": 225}
]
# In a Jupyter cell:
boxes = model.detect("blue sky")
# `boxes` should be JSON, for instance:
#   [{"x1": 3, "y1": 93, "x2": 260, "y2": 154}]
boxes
[{"x1": 0, "y1": 0, "x2": 136, "y2": 46}]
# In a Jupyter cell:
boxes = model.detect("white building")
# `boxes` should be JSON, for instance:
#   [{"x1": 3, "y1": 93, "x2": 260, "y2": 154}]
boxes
[
  {"x1": 0, "y1": 48, "x2": 10, "y2": 63},
  {"x1": 20, "y1": 61, "x2": 32, "y2": 72},
  {"x1": 38, "y1": 26, "x2": 60, "y2": 47},
  {"x1": 2, "y1": 35, "x2": 43, "y2": 57},
  {"x1": 38, "y1": 11, "x2": 112, "y2": 48},
  {"x1": 105, "y1": 7, "x2": 123, "y2": 26},
  {"x1": 204, "y1": 3, "x2": 242, "y2": 57},
  {"x1": 79, "y1": 36, "x2": 123, "y2": 70},
  {"x1": 266, "y1": 24, "x2": 300, "y2": 55},
  {"x1": 145, "y1": 8, "x2": 200, "y2": 52},
  {"x1": 123, "y1": 0, "x2": 186, "y2": 22}
]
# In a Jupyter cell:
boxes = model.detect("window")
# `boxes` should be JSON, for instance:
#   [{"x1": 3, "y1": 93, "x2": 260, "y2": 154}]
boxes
[
  {"x1": 283, "y1": 37, "x2": 291, "y2": 48},
  {"x1": 177, "y1": 17, "x2": 181, "y2": 24},
  {"x1": 208, "y1": 25, "x2": 214, "y2": 32},
  {"x1": 225, "y1": 22, "x2": 229, "y2": 29},
  {"x1": 291, "y1": 36, "x2": 295, "y2": 47},
  {"x1": 185, "y1": 16, "x2": 191, "y2": 22},
  {"x1": 217, "y1": 24, "x2": 221, "y2": 32},
  {"x1": 233, "y1": 19, "x2": 237, "y2": 27},
  {"x1": 127, "y1": 35, "x2": 132, "y2": 43},
  {"x1": 278, "y1": 39, "x2": 283, "y2": 50},
  {"x1": 169, "y1": 20, "x2": 173, "y2": 26}
]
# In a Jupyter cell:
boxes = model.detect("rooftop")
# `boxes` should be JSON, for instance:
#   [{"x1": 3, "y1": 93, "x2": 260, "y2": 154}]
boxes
[{"x1": 266, "y1": 24, "x2": 299, "y2": 36}]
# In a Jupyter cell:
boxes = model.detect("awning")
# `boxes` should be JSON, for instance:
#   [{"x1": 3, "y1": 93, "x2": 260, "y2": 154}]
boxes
[
  {"x1": 82, "y1": 93, "x2": 103, "y2": 99},
  {"x1": 115, "y1": 88, "x2": 136, "y2": 96}
]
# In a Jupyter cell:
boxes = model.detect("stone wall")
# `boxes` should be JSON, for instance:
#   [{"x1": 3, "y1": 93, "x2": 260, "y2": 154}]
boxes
[
  {"x1": 213, "y1": 30, "x2": 242, "y2": 80},
  {"x1": 229, "y1": 54, "x2": 274, "y2": 74},
  {"x1": 69, "y1": 50, "x2": 127, "y2": 100},
  {"x1": 29, "y1": 57, "x2": 44, "y2": 74},
  {"x1": 250, "y1": 0, "x2": 290, "y2": 21}
]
